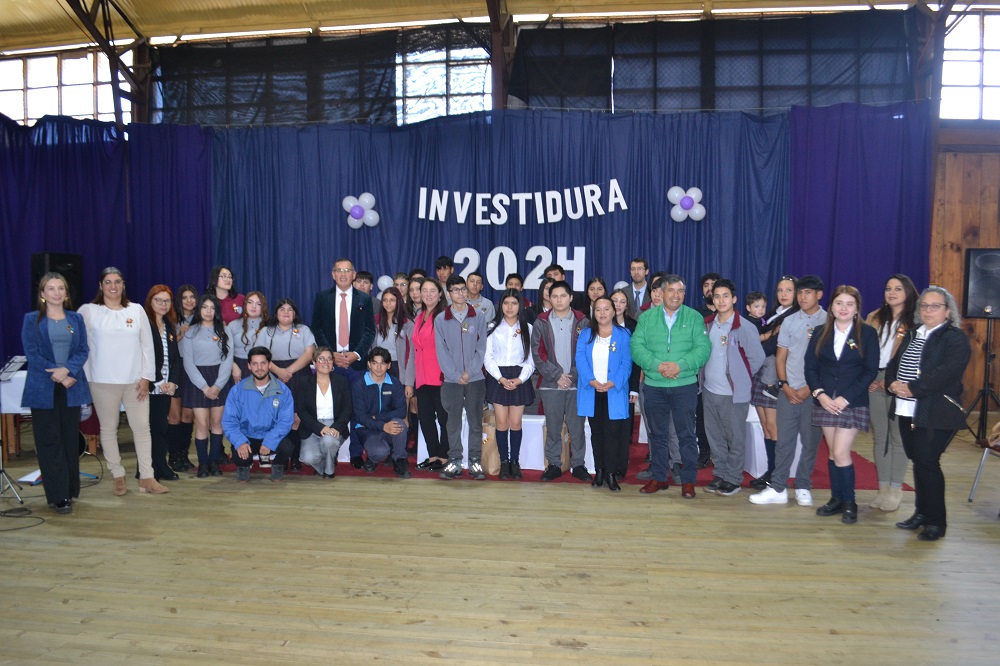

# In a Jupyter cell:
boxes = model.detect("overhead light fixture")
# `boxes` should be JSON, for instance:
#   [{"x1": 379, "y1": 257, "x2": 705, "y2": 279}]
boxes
[
  {"x1": 2, "y1": 39, "x2": 134, "y2": 56},
  {"x1": 513, "y1": 15, "x2": 552, "y2": 23},
  {"x1": 320, "y1": 19, "x2": 459, "y2": 31},
  {"x1": 552, "y1": 10, "x2": 704, "y2": 18},
  {"x1": 712, "y1": 5, "x2": 877, "y2": 14},
  {"x1": 179, "y1": 28, "x2": 312, "y2": 41},
  {"x1": 149, "y1": 36, "x2": 179, "y2": 46}
]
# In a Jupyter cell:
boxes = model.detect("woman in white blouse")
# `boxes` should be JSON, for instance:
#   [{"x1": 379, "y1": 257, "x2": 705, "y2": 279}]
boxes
[
  {"x1": 484, "y1": 289, "x2": 536, "y2": 480},
  {"x1": 79, "y1": 267, "x2": 168, "y2": 496}
]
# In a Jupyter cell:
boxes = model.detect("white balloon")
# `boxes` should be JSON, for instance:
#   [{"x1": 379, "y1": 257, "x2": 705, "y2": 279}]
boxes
[
  {"x1": 670, "y1": 205, "x2": 688, "y2": 222},
  {"x1": 689, "y1": 204, "x2": 706, "y2": 221},
  {"x1": 363, "y1": 209, "x2": 380, "y2": 227},
  {"x1": 358, "y1": 192, "x2": 376, "y2": 209},
  {"x1": 342, "y1": 196, "x2": 358, "y2": 213},
  {"x1": 377, "y1": 275, "x2": 393, "y2": 292},
  {"x1": 613, "y1": 281, "x2": 629, "y2": 291},
  {"x1": 667, "y1": 186, "x2": 685, "y2": 205},
  {"x1": 347, "y1": 215, "x2": 364, "y2": 229},
  {"x1": 686, "y1": 187, "x2": 703, "y2": 203}
]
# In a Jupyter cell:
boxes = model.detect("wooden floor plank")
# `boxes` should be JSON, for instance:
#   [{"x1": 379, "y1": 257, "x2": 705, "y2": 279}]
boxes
[{"x1": 2, "y1": 427, "x2": 999, "y2": 664}]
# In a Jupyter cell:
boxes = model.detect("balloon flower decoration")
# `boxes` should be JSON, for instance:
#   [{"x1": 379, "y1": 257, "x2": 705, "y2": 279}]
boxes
[
  {"x1": 342, "y1": 192, "x2": 380, "y2": 229},
  {"x1": 375, "y1": 275, "x2": 393, "y2": 299},
  {"x1": 667, "y1": 186, "x2": 706, "y2": 222}
]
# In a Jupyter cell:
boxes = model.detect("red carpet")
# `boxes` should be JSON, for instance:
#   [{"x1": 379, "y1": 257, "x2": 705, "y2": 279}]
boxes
[{"x1": 223, "y1": 424, "x2": 907, "y2": 490}]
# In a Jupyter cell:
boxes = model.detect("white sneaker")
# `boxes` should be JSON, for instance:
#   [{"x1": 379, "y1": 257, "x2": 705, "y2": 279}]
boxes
[
  {"x1": 795, "y1": 489, "x2": 814, "y2": 506},
  {"x1": 749, "y1": 486, "x2": 788, "y2": 505}
]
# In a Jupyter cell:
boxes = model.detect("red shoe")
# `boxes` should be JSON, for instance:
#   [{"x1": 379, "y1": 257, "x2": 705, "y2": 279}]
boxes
[
  {"x1": 640, "y1": 480, "x2": 670, "y2": 494},
  {"x1": 682, "y1": 483, "x2": 696, "y2": 499}
]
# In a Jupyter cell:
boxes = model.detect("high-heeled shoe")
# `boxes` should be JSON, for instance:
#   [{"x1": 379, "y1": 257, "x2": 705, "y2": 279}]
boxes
[
  {"x1": 917, "y1": 525, "x2": 946, "y2": 541},
  {"x1": 592, "y1": 468, "x2": 606, "y2": 488},
  {"x1": 138, "y1": 478, "x2": 169, "y2": 494},
  {"x1": 156, "y1": 467, "x2": 180, "y2": 481},
  {"x1": 895, "y1": 512, "x2": 926, "y2": 530},
  {"x1": 606, "y1": 473, "x2": 621, "y2": 492}
]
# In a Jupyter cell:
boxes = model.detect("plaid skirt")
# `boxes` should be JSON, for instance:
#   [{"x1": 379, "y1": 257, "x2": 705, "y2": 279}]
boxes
[
  {"x1": 750, "y1": 374, "x2": 777, "y2": 409},
  {"x1": 811, "y1": 403, "x2": 870, "y2": 431},
  {"x1": 182, "y1": 364, "x2": 233, "y2": 408},
  {"x1": 485, "y1": 366, "x2": 536, "y2": 407}
]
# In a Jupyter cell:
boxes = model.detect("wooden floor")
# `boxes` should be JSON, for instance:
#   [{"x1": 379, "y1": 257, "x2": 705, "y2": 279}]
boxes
[{"x1": 1, "y1": 426, "x2": 999, "y2": 665}]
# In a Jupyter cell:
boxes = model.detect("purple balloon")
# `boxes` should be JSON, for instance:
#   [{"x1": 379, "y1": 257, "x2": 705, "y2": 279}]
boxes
[
  {"x1": 680, "y1": 196, "x2": 694, "y2": 210},
  {"x1": 350, "y1": 205, "x2": 365, "y2": 219}
]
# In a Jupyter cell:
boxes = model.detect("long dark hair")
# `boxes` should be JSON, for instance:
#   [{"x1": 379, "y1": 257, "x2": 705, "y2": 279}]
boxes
[
  {"x1": 813, "y1": 285, "x2": 864, "y2": 358},
  {"x1": 174, "y1": 283, "x2": 198, "y2": 321},
  {"x1": 193, "y1": 293, "x2": 229, "y2": 359},
  {"x1": 418, "y1": 278, "x2": 446, "y2": 328},
  {"x1": 489, "y1": 288, "x2": 531, "y2": 362},
  {"x1": 267, "y1": 298, "x2": 303, "y2": 328},
  {"x1": 586, "y1": 295, "x2": 626, "y2": 345},
  {"x1": 239, "y1": 290, "x2": 269, "y2": 347},
  {"x1": 406, "y1": 276, "x2": 425, "y2": 318},
  {"x1": 765, "y1": 275, "x2": 800, "y2": 321},
  {"x1": 91, "y1": 266, "x2": 129, "y2": 306},
  {"x1": 533, "y1": 277, "x2": 554, "y2": 316},
  {"x1": 872, "y1": 273, "x2": 918, "y2": 343},
  {"x1": 610, "y1": 287, "x2": 637, "y2": 329},
  {"x1": 376, "y1": 287, "x2": 407, "y2": 339},
  {"x1": 144, "y1": 285, "x2": 177, "y2": 333},
  {"x1": 585, "y1": 276, "x2": 608, "y2": 312},
  {"x1": 35, "y1": 272, "x2": 72, "y2": 324},
  {"x1": 207, "y1": 265, "x2": 237, "y2": 299}
]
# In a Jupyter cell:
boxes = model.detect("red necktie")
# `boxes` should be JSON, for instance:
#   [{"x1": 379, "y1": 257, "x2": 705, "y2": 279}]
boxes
[{"x1": 338, "y1": 292, "x2": 349, "y2": 349}]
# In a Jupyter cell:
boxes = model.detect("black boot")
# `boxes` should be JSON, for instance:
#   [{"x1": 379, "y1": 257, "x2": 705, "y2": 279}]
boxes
[
  {"x1": 592, "y1": 468, "x2": 606, "y2": 488},
  {"x1": 606, "y1": 473, "x2": 621, "y2": 492},
  {"x1": 841, "y1": 502, "x2": 858, "y2": 524},
  {"x1": 895, "y1": 512, "x2": 926, "y2": 530}
]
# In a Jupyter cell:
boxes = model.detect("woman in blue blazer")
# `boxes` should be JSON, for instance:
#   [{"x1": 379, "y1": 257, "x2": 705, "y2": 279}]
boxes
[
  {"x1": 21, "y1": 272, "x2": 91, "y2": 514},
  {"x1": 576, "y1": 296, "x2": 633, "y2": 492},
  {"x1": 804, "y1": 285, "x2": 879, "y2": 524}
]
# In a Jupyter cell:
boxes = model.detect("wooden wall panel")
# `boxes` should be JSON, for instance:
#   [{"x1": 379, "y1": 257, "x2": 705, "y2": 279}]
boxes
[{"x1": 930, "y1": 151, "x2": 1000, "y2": 411}]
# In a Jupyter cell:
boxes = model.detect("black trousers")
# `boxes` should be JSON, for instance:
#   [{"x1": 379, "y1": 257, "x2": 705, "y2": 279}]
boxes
[
  {"x1": 898, "y1": 417, "x2": 955, "y2": 527},
  {"x1": 589, "y1": 392, "x2": 631, "y2": 475},
  {"x1": 416, "y1": 384, "x2": 449, "y2": 459},
  {"x1": 148, "y1": 394, "x2": 171, "y2": 474},
  {"x1": 232, "y1": 436, "x2": 295, "y2": 468},
  {"x1": 30, "y1": 384, "x2": 81, "y2": 505}
]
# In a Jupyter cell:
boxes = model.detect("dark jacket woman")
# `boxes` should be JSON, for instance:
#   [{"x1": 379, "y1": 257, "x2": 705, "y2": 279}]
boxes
[
  {"x1": 886, "y1": 325, "x2": 970, "y2": 431},
  {"x1": 294, "y1": 373, "x2": 353, "y2": 443}
]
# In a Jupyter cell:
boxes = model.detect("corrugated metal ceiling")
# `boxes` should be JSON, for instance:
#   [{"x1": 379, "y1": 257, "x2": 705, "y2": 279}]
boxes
[{"x1": 0, "y1": 1, "x2": 957, "y2": 52}]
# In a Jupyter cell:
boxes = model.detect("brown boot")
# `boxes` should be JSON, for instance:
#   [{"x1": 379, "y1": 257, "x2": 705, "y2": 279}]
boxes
[
  {"x1": 113, "y1": 476, "x2": 128, "y2": 496},
  {"x1": 869, "y1": 483, "x2": 889, "y2": 509},
  {"x1": 880, "y1": 486, "x2": 903, "y2": 512},
  {"x1": 138, "y1": 478, "x2": 169, "y2": 494}
]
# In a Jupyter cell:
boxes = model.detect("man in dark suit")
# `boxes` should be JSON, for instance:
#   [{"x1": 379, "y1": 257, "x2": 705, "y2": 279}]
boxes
[
  {"x1": 625, "y1": 257, "x2": 651, "y2": 318},
  {"x1": 312, "y1": 257, "x2": 377, "y2": 464}
]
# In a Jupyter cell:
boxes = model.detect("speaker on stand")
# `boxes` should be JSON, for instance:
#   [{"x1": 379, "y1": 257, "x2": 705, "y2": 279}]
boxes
[
  {"x1": 30, "y1": 252, "x2": 84, "y2": 310},
  {"x1": 962, "y1": 248, "x2": 1000, "y2": 445}
]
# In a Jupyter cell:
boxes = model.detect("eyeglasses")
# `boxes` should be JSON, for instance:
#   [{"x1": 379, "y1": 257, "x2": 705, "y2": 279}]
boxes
[
  {"x1": 102, "y1": 279, "x2": 123, "y2": 286},
  {"x1": 152, "y1": 298, "x2": 172, "y2": 305},
  {"x1": 333, "y1": 268, "x2": 354, "y2": 274},
  {"x1": 450, "y1": 287, "x2": 468, "y2": 294},
  {"x1": 919, "y1": 302, "x2": 946, "y2": 311},
  {"x1": 218, "y1": 273, "x2": 233, "y2": 280},
  {"x1": 315, "y1": 357, "x2": 334, "y2": 364}
]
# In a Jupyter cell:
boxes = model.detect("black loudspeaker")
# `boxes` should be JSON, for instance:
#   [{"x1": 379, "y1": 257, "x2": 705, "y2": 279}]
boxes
[
  {"x1": 31, "y1": 252, "x2": 84, "y2": 311},
  {"x1": 964, "y1": 248, "x2": 1000, "y2": 319}
]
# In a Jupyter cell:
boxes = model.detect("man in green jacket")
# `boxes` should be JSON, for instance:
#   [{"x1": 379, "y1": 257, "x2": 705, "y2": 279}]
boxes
[{"x1": 631, "y1": 274, "x2": 711, "y2": 498}]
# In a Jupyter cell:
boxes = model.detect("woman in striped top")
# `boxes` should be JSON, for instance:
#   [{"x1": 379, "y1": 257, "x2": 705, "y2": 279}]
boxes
[{"x1": 886, "y1": 286, "x2": 970, "y2": 542}]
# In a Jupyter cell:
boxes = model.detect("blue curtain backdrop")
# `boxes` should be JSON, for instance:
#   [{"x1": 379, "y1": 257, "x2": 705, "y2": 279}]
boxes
[
  {"x1": 787, "y1": 101, "x2": 932, "y2": 311},
  {"x1": 0, "y1": 105, "x2": 932, "y2": 362},
  {"x1": 212, "y1": 109, "x2": 791, "y2": 325},
  {"x1": 0, "y1": 116, "x2": 213, "y2": 364},
  {"x1": 0, "y1": 116, "x2": 128, "y2": 368}
]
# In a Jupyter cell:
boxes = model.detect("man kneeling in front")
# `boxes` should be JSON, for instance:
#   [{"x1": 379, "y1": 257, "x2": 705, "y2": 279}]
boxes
[{"x1": 223, "y1": 346, "x2": 295, "y2": 482}]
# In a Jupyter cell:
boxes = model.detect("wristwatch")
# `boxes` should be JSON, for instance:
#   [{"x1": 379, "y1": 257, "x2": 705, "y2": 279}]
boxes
[{"x1": 812, "y1": 388, "x2": 826, "y2": 398}]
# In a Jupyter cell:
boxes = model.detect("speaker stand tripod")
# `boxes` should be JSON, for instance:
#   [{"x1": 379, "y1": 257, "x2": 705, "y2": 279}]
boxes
[
  {"x1": 966, "y1": 318, "x2": 1000, "y2": 504},
  {"x1": 0, "y1": 455, "x2": 25, "y2": 504}
]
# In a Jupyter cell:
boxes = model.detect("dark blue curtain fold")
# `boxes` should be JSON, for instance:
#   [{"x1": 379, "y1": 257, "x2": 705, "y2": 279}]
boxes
[
  {"x1": 0, "y1": 115, "x2": 127, "y2": 364},
  {"x1": 212, "y1": 109, "x2": 791, "y2": 324},
  {"x1": 787, "y1": 101, "x2": 933, "y2": 310},
  {"x1": 127, "y1": 123, "x2": 214, "y2": 296}
]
